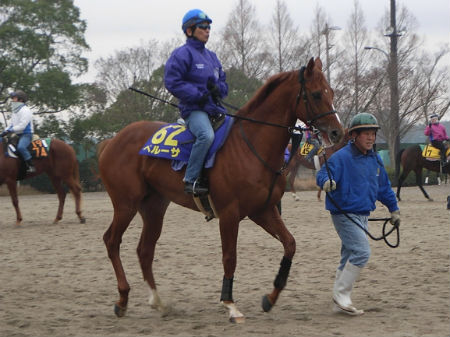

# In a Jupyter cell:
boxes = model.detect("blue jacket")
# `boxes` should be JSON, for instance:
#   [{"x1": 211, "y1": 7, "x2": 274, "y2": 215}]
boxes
[
  {"x1": 316, "y1": 142, "x2": 399, "y2": 215},
  {"x1": 164, "y1": 38, "x2": 228, "y2": 119}
]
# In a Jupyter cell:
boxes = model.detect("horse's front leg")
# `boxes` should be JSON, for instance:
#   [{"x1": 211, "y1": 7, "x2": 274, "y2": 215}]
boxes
[
  {"x1": 6, "y1": 180, "x2": 22, "y2": 225},
  {"x1": 249, "y1": 204, "x2": 296, "y2": 312},
  {"x1": 218, "y1": 214, "x2": 245, "y2": 323}
]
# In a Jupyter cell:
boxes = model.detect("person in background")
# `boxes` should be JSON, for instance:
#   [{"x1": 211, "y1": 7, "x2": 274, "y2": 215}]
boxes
[
  {"x1": 164, "y1": 8, "x2": 228, "y2": 195},
  {"x1": 0, "y1": 90, "x2": 35, "y2": 173},
  {"x1": 316, "y1": 112, "x2": 400, "y2": 316},
  {"x1": 305, "y1": 128, "x2": 320, "y2": 163},
  {"x1": 424, "y1": 114, "x2": 449, "y2": 165}
]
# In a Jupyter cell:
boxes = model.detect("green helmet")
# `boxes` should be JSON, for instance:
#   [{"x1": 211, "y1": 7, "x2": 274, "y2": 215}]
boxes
[{"x1": 349, "y1": 113, "x2": 380, "y2": 133}]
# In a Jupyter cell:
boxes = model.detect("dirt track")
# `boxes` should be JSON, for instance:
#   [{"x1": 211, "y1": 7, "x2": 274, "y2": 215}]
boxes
[{"x1": 0, "y1": 184, "x2": 449, "y2": 337}]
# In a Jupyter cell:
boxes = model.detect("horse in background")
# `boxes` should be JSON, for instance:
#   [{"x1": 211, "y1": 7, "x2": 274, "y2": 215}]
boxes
[
  {"x1": 285, "y1": 128, "x2": 350, "y2": 201},
  {"x1": 98, "y1": 58, "x2": 344, "y2": 322},
  {"x1": 396, "y1": 145, "x2": 450, "y2": 201},
  {"x1": 0, "y1": 135, "x2": 85, "y2": 225}
]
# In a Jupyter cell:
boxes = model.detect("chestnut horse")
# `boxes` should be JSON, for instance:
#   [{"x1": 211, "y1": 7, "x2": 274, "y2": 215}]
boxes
[
  {"x1": 286, "y1": 128, "x2": 349, "y2": 201},
  {"x1": 0, "y1": 137, "x2": 85, "y2": 225},
  {"x1": 98, "y1": 58, "x2": 344, "y2": 322},
  {"x1": 396, "y1": 145, "x2": 450, "y2": 201}
]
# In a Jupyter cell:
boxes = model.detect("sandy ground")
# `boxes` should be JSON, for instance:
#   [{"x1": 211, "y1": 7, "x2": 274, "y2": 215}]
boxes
[{"x1": 0, "y1": 184, "x2": 449, "y2": 337}]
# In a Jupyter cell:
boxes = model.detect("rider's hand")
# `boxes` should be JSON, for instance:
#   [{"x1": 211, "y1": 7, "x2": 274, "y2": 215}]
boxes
[
  {"x1": 207, "y1": 81, "x2": 221, "y2": 103},
  {"x1": 390, "y1": 210, "x2": 400, "y2": 227},
  {"x1": 323, "y1": 179, "x2": 336, "y2": 192},
  {"x1": 198, "y1": 93, "x2": 210, "y2": 108},
  {"x1": 0, "y1": 130, "x2": 10, "y2": 137}
]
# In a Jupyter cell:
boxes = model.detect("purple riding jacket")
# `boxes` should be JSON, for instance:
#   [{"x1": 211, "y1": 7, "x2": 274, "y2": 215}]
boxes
[{"x1": 164, "y1": 38, "x2": 228, "y2": 119}]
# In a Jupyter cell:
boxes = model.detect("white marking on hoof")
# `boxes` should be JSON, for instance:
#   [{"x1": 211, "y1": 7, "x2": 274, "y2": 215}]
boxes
[
  {"x1": 221, "y1": 301, "x2": 245, "y2": 323},
  {"x1": 148, "y1": 288, "x2": 168, "y2": 315}
]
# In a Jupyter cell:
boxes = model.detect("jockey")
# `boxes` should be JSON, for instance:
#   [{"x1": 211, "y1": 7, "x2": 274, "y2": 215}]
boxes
[
  {"x1": 0, "y1": 90, "x2": 35, "y2": 173},
  {"x1": 424, "y1": 114, "x2": 449, "y2": 165},
  {"x1": 305, "y1": 128, "x2": 320, "y2": 162},
  {"x1": 164, "y1": 9, "x2": 228, "y2": 195}
]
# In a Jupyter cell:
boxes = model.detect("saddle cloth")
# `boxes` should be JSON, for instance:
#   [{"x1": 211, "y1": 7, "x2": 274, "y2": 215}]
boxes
[
  {"x1": 139, "y1": 115, "x2": 234, "y2": 171},
  {"x1": 3, "y1": 136, "x2": 50, "y2": 159},
  {"x1": 421, "y1": 144, "x2": 450, "y2": 161}
]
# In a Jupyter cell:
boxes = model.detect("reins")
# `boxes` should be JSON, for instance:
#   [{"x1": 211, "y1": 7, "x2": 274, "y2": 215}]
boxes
[{"x1": 322, "y1": 152, "x2": 400, "y2": 248}]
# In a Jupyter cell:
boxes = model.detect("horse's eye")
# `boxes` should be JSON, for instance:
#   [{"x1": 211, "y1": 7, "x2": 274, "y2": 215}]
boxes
[{"x1": 312, "y1": 91, "x2": 321, "y2": 100}]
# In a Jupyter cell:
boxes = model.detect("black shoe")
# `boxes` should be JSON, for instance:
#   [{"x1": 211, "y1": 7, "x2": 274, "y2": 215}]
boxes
[
  {"x1": 184, "y1": 181, "x2": 208, "y2": 195},
  {"x1": 25, "y1": 160, "x2": 36, "y2": 173}
]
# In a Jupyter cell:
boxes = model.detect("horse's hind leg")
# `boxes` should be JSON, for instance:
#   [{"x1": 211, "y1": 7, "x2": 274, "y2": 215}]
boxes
[
  {"x1": 64, "y1": 174, "x2": 86, "y2": 223},
  {"x1": 49, "y1": 176, "x2": 66, "y2": 224},
  {"x1": 396, "y1": 169, "x2": 409, "y2": 202},
  {"x1": 249, "y1": 205, "x2": 296, "y2": 313},
  {"x1": 136, "y1": 193, "x2": 170, "y2": 314},
  {"x1": 104, "y1": 205, "x2": 137, "y2": 317},
  {"x1": 6, "y1": 180, "x2": 22, "y2": 225},
  {"x1": 415, "y1": 169, "x2": 432, "y2": 201}
]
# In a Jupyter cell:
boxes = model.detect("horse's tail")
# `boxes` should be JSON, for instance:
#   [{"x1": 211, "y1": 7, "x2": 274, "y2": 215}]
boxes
[{"x1": 396, "y1": 148, "x2": 405, "y2": 177}]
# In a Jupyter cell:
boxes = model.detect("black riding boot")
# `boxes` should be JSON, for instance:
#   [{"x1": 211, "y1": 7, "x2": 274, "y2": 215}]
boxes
[{"x1": 26, "y1": 159, "x2": 36, "y2": 173}]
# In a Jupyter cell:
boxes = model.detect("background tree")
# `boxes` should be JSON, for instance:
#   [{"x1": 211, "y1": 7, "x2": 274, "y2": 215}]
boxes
[
  {"x1": 0, "y1": 0, "x2": 89, "y2": 112},
  {"x1": 217, "y1": 0, "x2": 270, "y2": 79},
  {"x1": 333, "y1": 0, "x2": 373, "y2": 127},
  {"x1": 267, "y1": 0, "x2": 307, "y2": 73}
]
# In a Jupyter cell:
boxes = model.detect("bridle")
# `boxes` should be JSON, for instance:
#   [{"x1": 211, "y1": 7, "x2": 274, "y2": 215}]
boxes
[{"x1": 236, "y1": 66, "x2": 338, "y2": 211}]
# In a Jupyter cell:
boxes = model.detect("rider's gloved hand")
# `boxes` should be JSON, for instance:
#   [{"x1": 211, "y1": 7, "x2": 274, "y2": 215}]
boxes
[
  {"x1": 0, "y1": 130, "x2": 10, "y2": 137},
  {"x1": 323, "y1": 179, "x2": 336, "y2": 192},
  {"x1": 207, "y1": 81, "x2": 221, "y2": 104},
  {"x1": 390, "y1": 210, "x2": 400, "y2": 227},
  {"x1": 197, "y1": 93, "x2": 210, "y2": 108}
]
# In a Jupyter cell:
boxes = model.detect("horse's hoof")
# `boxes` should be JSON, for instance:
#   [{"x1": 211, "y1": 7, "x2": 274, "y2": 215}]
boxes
[
  {"x1": 80, "y1": 217, "x2": 86, "y2": 224},
  {"x1": 114, "y1": 303, "x2": 127, "y2": 317},
  {"x1": 230, "y1": 316, "x2": 245, "y2": 323},
  {"x1": 262, "y1": 294, "x2": 273, "y2": 312},
  {"x1": 428, "y1": 198, "x2": 434, "y2": 202}
]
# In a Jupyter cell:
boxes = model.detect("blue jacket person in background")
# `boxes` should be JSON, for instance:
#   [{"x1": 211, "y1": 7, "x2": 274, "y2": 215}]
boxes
[
  {"x1": 1, "y1": 90, "x2": 35, "y2": 173},
  {"x1": 164, "y1": 9, "x2": 228, "y2": 195},
  {"x1": 316, "y1": 112, "x2": 400, "y2": 316}
]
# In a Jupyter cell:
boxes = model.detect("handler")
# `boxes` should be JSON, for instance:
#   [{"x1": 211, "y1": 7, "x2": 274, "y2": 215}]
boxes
[{"x1": 316, "y1": 112, "x2": 400, "y2": 316}]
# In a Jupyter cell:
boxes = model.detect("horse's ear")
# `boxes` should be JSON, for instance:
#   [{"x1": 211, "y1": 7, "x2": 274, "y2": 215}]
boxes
[
  {"x1": 315, "y1": 57, "x2": 323, "y2": 71},
  {"x1": 306, "y1": 57, "x2": 315, "y2": 76}
]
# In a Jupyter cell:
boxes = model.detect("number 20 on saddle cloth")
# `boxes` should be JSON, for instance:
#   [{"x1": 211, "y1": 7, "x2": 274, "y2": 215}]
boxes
[
  {"x1": 139, "y1": 115, "x2": 234, "y2": 171},
  {"x1": 421, "y1": 144, "x2": 450, "y2": 161}
]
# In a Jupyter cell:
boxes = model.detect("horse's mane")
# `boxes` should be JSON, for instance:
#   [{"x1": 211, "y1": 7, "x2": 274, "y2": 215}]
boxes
[{"x1": 240, "y1": 71, "x2": 295, "y2": 115}]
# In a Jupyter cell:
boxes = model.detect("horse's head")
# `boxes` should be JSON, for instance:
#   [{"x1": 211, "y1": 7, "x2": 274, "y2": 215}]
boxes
[{"x1": 295, "y1": 57, "x2": 344, "y2": 145}]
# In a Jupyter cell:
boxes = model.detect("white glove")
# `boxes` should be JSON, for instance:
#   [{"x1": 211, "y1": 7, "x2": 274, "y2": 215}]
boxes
[
  {"x1": 322, "y1": 179, "x2": 336, "y2": 192},
  {"x1": 390, "y1": 210, "x2": 400, "y2": 226}
]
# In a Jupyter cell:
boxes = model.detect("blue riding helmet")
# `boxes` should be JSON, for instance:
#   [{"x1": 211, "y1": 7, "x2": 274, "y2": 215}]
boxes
[{"x1": 182, "y1": 9, "x2": 212, "y2": 33}]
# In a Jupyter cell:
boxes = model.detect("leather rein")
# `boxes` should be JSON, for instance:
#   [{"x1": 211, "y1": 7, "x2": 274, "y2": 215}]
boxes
[{"x1": 234, "y1": 66, "x2": 337, "y2": 212}]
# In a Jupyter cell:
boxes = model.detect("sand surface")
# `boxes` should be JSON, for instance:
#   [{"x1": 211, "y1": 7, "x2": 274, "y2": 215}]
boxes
[{"x1": 0, "y1": 184, "x2": 449, "y2": 337}]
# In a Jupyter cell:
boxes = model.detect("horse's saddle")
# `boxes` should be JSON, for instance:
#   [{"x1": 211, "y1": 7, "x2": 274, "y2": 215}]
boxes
[
  {"x1": 139, "y1": 115, "x2": 233, "y2": 171},
  {"x1": 3, "y1": 134, "x2": 50, "y2": 159},
  {"x1": 421, "y1": 144, "x2": 450, "y2": 161}
]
